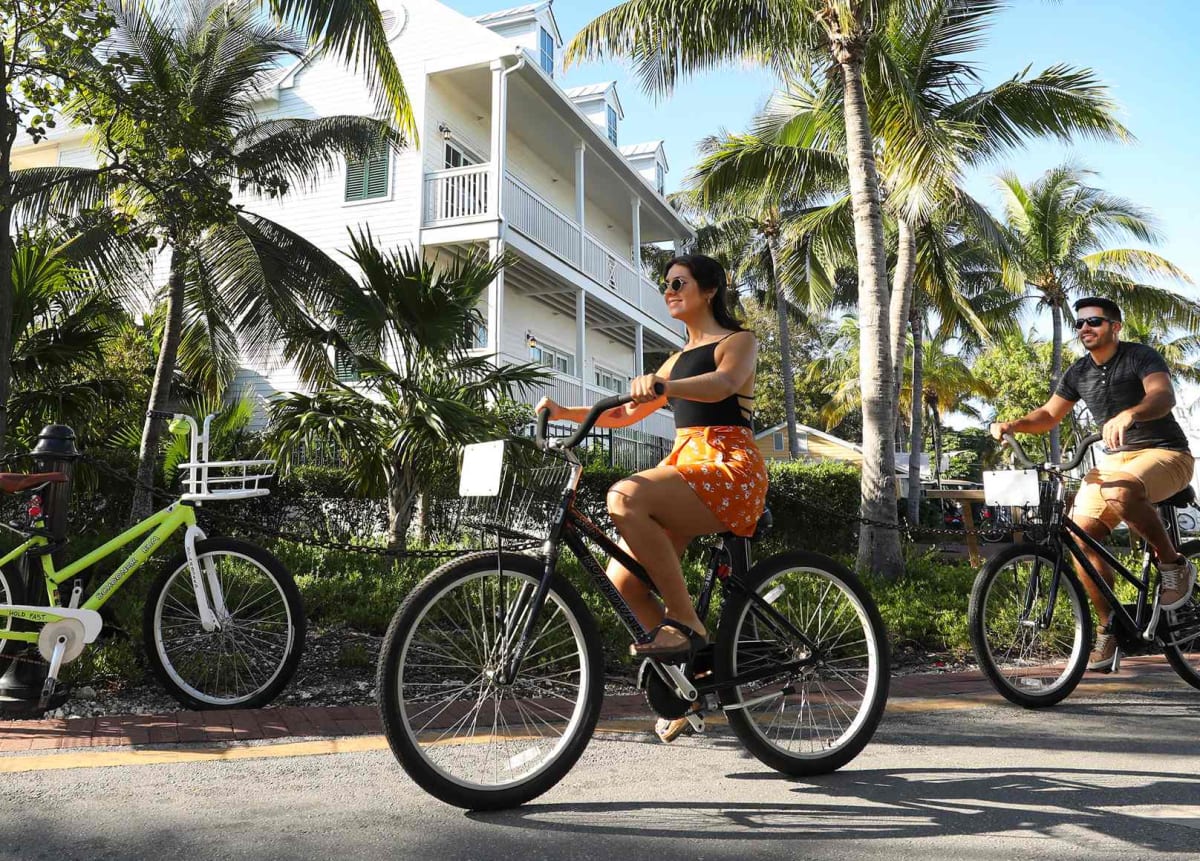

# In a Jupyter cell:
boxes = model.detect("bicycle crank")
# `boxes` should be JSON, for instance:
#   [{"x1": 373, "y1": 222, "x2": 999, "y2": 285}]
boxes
[{"x1": 38, "y1": 619, "x2": 87, "y2": 665}]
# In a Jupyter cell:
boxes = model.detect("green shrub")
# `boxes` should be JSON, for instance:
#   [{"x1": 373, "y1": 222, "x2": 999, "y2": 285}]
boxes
[
  {"x1": 761, "y1": 460, "x2": 861, "y2": 556},
  {"x1": 866, "y1": 550, "x2": 976, "y2": 654}
]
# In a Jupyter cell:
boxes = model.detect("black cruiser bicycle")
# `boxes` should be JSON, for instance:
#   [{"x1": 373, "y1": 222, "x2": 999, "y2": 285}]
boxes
[
  {"x1": 969, "y1": 432, "x2": 1200, "y2": 707},
  {"x1": 376, "y1": 392, "x2": 889, "y2": 810}
]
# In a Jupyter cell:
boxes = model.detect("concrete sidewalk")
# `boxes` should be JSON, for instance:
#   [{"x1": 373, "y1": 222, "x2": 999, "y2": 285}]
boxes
[{"x1": 0, "y1": 656, "x2": 1184, "y2": 754}]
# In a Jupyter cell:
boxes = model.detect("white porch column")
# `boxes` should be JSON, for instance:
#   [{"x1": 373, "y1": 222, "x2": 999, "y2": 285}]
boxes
[
  {"x1": 487, "y1": 236, "x2": 504, "y2": 359},
  {"x1": 488, "y1": 59, "x2": 510, "y2": 220},
  {"x1": 631, "y1": 197, "x2": 641, "y2": 265},
  {"x1": 574, "y1": 141, "x2": 586, "y2": 265},
  {"x1": 576, "y1": 290, "x2": 587, "y2": 384},
  {"x1": 634, "y1": 323, "x2": 644, "y2": 377}
]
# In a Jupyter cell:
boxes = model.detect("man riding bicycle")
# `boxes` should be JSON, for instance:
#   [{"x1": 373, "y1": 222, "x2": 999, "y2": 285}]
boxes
[{"x1": 990, "y1": 297, "x2": 1197, "y2": 672}]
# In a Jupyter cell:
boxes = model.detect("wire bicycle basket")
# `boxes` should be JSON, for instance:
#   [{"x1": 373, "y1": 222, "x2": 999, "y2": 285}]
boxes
[
  {"x1": 171, "y1": 414, "x2": 276, "y2": 502},
  {"x1": 458, "y1": 439, "x2": 576, "y2": 542}
]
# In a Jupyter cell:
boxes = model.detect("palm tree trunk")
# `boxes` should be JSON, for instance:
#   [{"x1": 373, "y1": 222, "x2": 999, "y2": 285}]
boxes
[
  {"x1": 931, "y1": 401, "x2": 943, "y2": 482},
  {"x1": 131, "y1": 245, "x2": 187, "y2": 521},
  {"x1": 905, "y1": 307, "x2": 924, "y2": 526},
  {"x1": 1049, "y1": 301, "x2": 1063, "y2": 463},
  {"x1": 0, "y1": 97, "x2": 16, "y2": 457},
  {"x1": 766, "y1": 235, "x2": 800, "y2": 459},
  {"x1": 386, "y1": 463, "x2": 418, "y2": 551},
  {"x1": 839, "y1": 58, "x2": 903, "y2": 580},
  {"x1": 889, "y1": 216, "x2": 918, "y2": 417}
]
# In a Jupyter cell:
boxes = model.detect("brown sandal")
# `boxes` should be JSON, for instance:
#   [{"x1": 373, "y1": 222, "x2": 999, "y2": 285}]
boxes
[{"x1": 630, "y1": 618, "x2": 707, "y2": 661}]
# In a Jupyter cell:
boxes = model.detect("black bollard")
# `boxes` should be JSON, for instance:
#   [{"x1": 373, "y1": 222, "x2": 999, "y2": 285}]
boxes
[{"x1": 0, "y1": 425, "x2": 79, "y2": 715}]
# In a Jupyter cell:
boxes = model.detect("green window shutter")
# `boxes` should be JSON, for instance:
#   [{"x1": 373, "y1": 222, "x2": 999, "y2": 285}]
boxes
[
  {"x1": 345, "y1": 157, "x2": 367, "y2": 200},
  {"x1": 365, "y1": 146, "x2": 389, "y2": 198},
  {"x1": 345, "y1": 145, "x2": 389, "y2": 201},
  {"x1": 334, "y1": 346, "x2": 359, "y2": 381}
]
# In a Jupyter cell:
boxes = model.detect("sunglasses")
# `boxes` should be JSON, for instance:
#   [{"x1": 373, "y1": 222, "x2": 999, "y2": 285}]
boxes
[
  {"x1": 663, "y1": 277, "x2": 688, "y2": 293},
  {"x1": 1074, "y1": 316, "x2": 1114, "y2": 330}
]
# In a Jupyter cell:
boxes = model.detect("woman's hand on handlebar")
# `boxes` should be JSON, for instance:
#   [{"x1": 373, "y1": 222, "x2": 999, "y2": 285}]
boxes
[
  {"x1": 534, "y1": 397, "x2": 563, "y2": 421},
  {"x1": 989, "y1": 421, "x2": 1015, "y2": 442},
  {"x1": 631, "y1": 374, "x2": 668, "y2": 404}
]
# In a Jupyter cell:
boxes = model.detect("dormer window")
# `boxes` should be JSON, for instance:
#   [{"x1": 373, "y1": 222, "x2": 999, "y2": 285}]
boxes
[
  {"x1": 539, "y1": 27, "x2": 554, "y2": 76},
  {"x1": 606, "y1": 105, "x2": 618, "y2": 146}
]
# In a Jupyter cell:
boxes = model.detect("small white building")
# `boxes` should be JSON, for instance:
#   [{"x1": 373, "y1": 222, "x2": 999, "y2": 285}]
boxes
[{"x1": 12, "y1": 0, "x2": 692, "y2": 458}]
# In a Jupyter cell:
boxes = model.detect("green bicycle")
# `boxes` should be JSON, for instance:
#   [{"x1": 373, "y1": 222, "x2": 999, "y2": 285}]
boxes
[{"x1": 0, "y1": 412, "x2": 306, "y2": 710}]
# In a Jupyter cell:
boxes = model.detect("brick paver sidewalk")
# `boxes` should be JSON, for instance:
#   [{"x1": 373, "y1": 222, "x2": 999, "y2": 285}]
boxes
[{"x1": 0, "y1": 656, "x2": 1183, "y2": 754}]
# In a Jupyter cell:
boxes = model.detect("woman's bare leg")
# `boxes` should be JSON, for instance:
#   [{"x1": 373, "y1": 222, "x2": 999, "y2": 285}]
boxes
[
  {"x1": 607, "y1": 466, "x2": 725, "y2": 644},
  {"x1": 606, "y1": 532, "x2": 689, "y2": 631}
]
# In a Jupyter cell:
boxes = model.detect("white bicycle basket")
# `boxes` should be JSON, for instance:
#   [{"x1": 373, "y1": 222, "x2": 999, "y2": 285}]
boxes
[{"x1": 172, "y1": 414, "x2": 276, "y2": 501}]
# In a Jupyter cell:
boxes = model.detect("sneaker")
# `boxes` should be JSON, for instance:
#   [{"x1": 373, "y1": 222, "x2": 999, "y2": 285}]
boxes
[
  {"x1": 1087, "y1": 627, "x2": 1118, "y2": 673},
  {"x1": 1159, "y1": 558, "x2": 1197, "y2": 610}
]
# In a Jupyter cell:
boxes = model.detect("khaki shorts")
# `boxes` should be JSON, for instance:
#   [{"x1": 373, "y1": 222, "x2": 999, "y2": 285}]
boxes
[{"x1": 1071, "y1": 448, "x2": 1196, "y2": 528}]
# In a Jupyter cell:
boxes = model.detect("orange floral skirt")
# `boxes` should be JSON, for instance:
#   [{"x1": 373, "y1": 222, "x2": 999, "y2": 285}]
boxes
[{"x1": 660, "y1": 425, "x2": 768, "y2": 537}]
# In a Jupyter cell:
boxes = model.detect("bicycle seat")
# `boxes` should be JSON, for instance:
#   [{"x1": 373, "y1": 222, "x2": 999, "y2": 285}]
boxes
[
  {"x1": 1159, "y1": 486, "x2": 1196, "y2": 509},
  {"x1": 723, "y1": 508, "x2": 772, "y2": 542},
  {"x1": 0, "y1": 472, "x2": 68, "y2": 494}
]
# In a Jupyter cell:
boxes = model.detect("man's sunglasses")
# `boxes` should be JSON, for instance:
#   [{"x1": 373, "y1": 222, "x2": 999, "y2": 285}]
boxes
[
  {"x1": 663, "y1": 277, "x2": 688, "y2": 293},
  {"x1": 1074, "y1": 316, "x2": 1115, "y2": 330}
]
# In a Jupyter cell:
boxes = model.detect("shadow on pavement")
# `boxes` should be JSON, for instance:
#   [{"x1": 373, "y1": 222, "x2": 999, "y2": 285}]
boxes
[{"x1": 472, "y1": 765, "x2": 1200, "y2": 853}]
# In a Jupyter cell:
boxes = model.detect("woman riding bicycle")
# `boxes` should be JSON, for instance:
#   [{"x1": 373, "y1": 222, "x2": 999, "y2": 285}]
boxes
[{"x1": 536, "y1": 254, "x2": 767, "y2": 670}]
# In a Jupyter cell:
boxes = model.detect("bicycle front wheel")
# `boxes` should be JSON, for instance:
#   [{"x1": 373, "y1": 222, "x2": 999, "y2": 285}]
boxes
[
  {"x1": 969, "y1": 544, "x2": 1091, "y2": 708},
  {"x1": 0, "y1": 563, "x2": 21, "y2": 661},
  {"x1": 715, "y1": 551, "x2": 890, "y2": 776},
  {"x1": 143, "y1": 537, "x2": 306, "y2": 709},
  {"x1": 377, "y1": 552, "x2": 602, "y2": 811},
  {"x1": 1163, "y1": 540, "x2": 1200, "y2": 690}
]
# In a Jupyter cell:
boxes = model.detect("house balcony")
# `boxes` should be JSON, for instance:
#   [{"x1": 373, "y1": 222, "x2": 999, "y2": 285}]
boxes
[{"x1": 422, "y1": 165, "x2": 682, "y2": 340}]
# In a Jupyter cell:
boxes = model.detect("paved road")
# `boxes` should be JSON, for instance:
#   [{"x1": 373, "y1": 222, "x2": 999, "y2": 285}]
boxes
[{"x1": 2, "y1": 683, "x2": 1198, "y2": 860}]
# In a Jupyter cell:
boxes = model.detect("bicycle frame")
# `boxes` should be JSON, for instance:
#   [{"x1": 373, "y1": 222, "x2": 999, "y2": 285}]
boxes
[
  {"x1": 0, "y1": 500, "x2": 223, "y2": 645},
  {"x1": 498, "y1": 455, "x2": 820, "y2": 699}
]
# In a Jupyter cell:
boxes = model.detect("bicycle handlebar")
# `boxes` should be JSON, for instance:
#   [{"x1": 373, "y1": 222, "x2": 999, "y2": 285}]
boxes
[
  {"x1": 536, "y1": 383, "x2": 666, "y2": 451},
  {"x1": 1002, "y1": 431, "x2": 1102, "y2": 472}
]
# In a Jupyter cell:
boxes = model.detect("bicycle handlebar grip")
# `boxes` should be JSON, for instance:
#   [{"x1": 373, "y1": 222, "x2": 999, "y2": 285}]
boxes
[
  {"x1": 146, "y1": 410, "x2": 175, "y2": 421},
  {"x1": 535, "y1": 407, "x2": 551, "y2": 449},
  {"x1": 1001, "y1": 433, "x2": 1036, "y2": 469}
]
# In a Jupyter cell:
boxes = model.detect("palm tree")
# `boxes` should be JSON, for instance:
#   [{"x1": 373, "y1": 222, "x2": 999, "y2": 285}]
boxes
[
  {"x1": 22, "y1": 1, "x2": 401, "y2": 519},
  {"x1": 568, "y1": 0, "x2": 907, "y2": 577},
  {"x1": 996, "y1": 165, "x2": 1198, "y2": 461},
  {"x1": 267, "y1": 230, "x2": 546, "y2": 550},
  {"x1": 1120, "y1": 314, "x2": 1200, "y2": 385}
]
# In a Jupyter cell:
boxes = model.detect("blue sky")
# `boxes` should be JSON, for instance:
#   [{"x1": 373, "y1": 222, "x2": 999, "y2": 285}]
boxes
[{"x1": 448, "y1": 0, "x2": 1200, "y2": 288}]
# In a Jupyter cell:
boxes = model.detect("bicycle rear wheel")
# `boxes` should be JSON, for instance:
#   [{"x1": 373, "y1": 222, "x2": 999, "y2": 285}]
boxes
[
  {"x1": 1163, "y1": 540, "x2": 1200, "y2": 690},
  {"x1": 377, "y1": 552, "x2": 602, "y2": 810},
  {"x1": 715, "y1": 551, "x2": 890, "y2": 776},
  {"x1": 969, "y1": 544, "x2": 1091, "y2": 708},
  {"x1": 144, "y1": 537, "x2": 305, "y2": 709}
]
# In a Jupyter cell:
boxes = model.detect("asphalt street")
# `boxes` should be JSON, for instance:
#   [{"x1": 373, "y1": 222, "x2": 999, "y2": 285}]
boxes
[{"x1": 1, "y1": 686, "x2": 1198, "y2": 861}]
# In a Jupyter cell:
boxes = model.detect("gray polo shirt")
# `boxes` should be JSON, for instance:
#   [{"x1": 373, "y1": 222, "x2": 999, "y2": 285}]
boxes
[{"x1": 1055, "y1": 341, "x2": 1190, "y2": 453}]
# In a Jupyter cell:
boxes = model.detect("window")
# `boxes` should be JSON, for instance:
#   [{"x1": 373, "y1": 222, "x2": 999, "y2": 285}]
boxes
[
  {"x1": 773, "y1": 432, "x2": 785, "y2": 452},
  {"x1": 334, "y1": 329, "x2": 373, "y2": 381},
  {"x1": 463, "y1": 316, "x2": 488, "y2": 350},
  {"x1": 345, "y1": 144, "x2": 389, "y2": 201},
  {"x1": 530, "y1": 341, "x2": 574, "y2": 376},
  {"x1": 606, "y1": 105, "x2": 618, "y2": 146},
  {"x1": 655, "y1": 162, "x2": 665, "y2": 195},
  {"x1": 594, "y1": 366, "x2": 631, "y2": 393},
  {"x1": 538, "y1": 27, "x2": 554, "y2": 76},
  {"x1": 444, "y1": 140, "x2": 477, "y2": 169}
]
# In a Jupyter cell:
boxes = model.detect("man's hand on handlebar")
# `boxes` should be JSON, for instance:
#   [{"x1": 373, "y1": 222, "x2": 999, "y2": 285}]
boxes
[
  {"x1": 989, "y1": 421, "x2": 1015, "y2": 442},
  {"x1": 630, "y1": 374, "x2": 668, "y2": 404}
]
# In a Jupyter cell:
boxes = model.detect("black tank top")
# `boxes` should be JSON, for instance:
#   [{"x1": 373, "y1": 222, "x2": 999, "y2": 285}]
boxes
[{"x1": 667, "y1": 336, "x2": 754, "y2": 429}]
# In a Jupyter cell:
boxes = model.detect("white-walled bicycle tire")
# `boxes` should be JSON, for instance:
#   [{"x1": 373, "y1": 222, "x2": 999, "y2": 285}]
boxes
[
  {"x1": 715, "y1": 551, "x2": 890, "y2": 775},
  {"x1": 143, "y1": 537, "x2": 305, "y2": 709},
  {"x1": 1164, "y1": 540, "x2": 1200, "y2": 690},
  {"x1": 969, "y1": 545, "x2": 1092, "y2": 708},
  {"x1": 377, "y1": 552, "x2": 603, "y2": 811}
]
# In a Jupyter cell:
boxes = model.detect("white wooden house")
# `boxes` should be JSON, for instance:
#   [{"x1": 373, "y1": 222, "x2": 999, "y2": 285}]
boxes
[{"x1": 12, "y1": 0, "x2": 692, "y2": 460}]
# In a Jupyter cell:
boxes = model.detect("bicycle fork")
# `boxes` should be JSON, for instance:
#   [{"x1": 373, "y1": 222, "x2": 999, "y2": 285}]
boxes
[{"x1": 184, "y1": 524, "x2": 228, "y2": 632}]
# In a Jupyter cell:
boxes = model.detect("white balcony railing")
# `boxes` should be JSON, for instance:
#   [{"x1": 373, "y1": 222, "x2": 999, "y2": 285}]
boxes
[
  {"x1": 424, "y1": 166, "x2": 681, "y2": 337},
  {"x1": 424, "y1": 165, "x2": 489, "y2": 223},
  {"x1": 505, "y1": 175, "x2": 581, "y2": 266}
]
